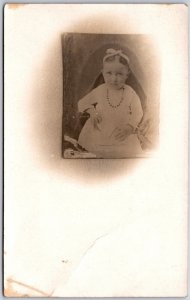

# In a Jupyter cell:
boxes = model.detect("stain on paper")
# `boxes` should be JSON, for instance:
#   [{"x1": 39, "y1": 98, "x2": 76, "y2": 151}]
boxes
[
  {"x1": 6, "y1": 4, "x2": 26, "y2": 10},
  {"x1": 4, "y1": 278, "x2": 50, "y2": 297}
]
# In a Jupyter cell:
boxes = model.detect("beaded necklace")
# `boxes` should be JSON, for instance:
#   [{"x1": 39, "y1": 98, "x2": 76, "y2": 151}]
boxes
[{"x1": 106, "y1": 87, "x2": 125, "y2": 108}]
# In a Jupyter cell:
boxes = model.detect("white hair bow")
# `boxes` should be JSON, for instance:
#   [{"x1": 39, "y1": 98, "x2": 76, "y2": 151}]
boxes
[{"x1": 103, "y1": 48, "x2": 130, "y2": 64}]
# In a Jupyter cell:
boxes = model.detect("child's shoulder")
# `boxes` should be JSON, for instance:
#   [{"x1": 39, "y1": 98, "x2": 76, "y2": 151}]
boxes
[
  {"x1": 124, "y1": 84, "x2": 139, "y2": 98},
  {"x1": 79, "y1": 84, "x2": 105, "y2": 102},
  {"x1": 91, "y1": 83, "x2": 106, "y2": 94},
  {"x1": 124, "y1": 84, "x2": 136, "y2": 94}
]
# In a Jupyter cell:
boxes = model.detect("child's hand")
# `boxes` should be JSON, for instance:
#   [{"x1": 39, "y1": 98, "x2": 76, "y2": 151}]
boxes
[
  {"x1": 87, "y1": 108, "x2": 102, "y2": 130},
  {"x1": 111, "y1": 124, "x2": 134, "y2": 141}
]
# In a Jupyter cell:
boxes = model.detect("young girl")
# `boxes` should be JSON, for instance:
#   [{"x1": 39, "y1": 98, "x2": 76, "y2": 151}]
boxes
[{"x1": 77, "y1": 48, "x2": 144, "y2": 158}]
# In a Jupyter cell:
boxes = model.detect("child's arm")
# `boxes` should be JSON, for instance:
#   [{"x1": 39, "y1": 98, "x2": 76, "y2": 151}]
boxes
[
  {"x1": 78, "y1": 90, "x2": 97, "y2": 113},
  {"x1": 128, "y1": 90, "x2": 143, "y2": 131},
  {"x1": 78, "y1": 89, "x2": 102, "y2": 129}
]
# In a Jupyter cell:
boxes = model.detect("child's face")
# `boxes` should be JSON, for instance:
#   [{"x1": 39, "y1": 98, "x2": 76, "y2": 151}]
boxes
[{"x1": 102, "y1": 61, "x2": 129, "y2": 90}]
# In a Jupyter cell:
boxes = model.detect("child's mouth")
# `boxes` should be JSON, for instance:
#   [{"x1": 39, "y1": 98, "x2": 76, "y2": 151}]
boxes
[
  {"x1": 109, "y1": 83, "x2": 122, "y2": 89},
  {"x1": 110, "y1": 83, "x2": 119, "y2": 87}
]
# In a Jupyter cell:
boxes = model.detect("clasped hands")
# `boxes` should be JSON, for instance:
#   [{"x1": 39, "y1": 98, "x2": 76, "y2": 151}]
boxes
[
  {"x1": 110, "y1": 125, "x2": 134, "y2": 141},
  {"x1": 87, "y1": 108, "x2": 134, "y2": 141}
]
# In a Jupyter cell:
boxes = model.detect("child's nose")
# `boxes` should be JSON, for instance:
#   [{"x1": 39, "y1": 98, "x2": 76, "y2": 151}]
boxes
[{"x1": 111, "y1": 74, "x2": 117, "y2": 83}]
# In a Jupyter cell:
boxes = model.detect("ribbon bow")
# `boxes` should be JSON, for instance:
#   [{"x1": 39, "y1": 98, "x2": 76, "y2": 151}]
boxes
[{"x1": 103, "y1": 48, "x2": 130, "y2": 64}]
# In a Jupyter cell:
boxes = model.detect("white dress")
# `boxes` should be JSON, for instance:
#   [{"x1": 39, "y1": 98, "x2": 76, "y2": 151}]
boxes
[{"x1": 78, "y1": 84, "x2": 143, "y2": 158}]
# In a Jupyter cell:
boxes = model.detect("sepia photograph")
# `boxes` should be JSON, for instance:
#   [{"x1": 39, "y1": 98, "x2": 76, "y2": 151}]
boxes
[
  {"x1": 62, "y1": 33, "x2": 160, "y2": 158},
  {"x1": 4, "y1": 3, "x2": 188, "y2": 298}
]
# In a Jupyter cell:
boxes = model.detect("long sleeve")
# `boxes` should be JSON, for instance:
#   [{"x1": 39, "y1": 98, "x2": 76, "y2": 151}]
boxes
[
  {"x1": 78, "y1": 89, "x2": 97, "y2": 113},
  {"x1": 128, "y1": 90, "x2": 143, "y2": 129}
]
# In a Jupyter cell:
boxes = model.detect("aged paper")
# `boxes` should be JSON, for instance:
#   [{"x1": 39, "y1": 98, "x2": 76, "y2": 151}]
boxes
[{"x1": 4, "y1": 4, "x2": 188, "y2": 297}]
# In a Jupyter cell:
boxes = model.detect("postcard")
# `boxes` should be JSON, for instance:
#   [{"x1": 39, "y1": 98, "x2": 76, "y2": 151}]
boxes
[{"x1": 4, "y1": 3, "x2": 188, "y2": 297}]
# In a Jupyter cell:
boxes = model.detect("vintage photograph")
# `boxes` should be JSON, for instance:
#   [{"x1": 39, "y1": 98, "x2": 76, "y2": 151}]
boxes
[
  {"x1": 4, "y1": 3, "x2": 187, "y2": 297},
  {"x1": 62, "y1": 33, "x2": 160, "y2": 158}
]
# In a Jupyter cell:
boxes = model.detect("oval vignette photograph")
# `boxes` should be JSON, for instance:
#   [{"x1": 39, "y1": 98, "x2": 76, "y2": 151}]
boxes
[{"x1": 62, "y1": 33, "x2": 161, "y2": 159}]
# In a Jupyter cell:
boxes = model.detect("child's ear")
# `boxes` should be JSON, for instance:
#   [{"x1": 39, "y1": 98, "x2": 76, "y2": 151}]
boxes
[
  {"x1": 101, "y1": 69, "x2": 105, "y2": 77},
  {"x1": 125, "y1": 69, "x2": 130, "y2": 83},
  {"x1": 127, "y1": 68, "x2": 131, "y2": 77}
]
